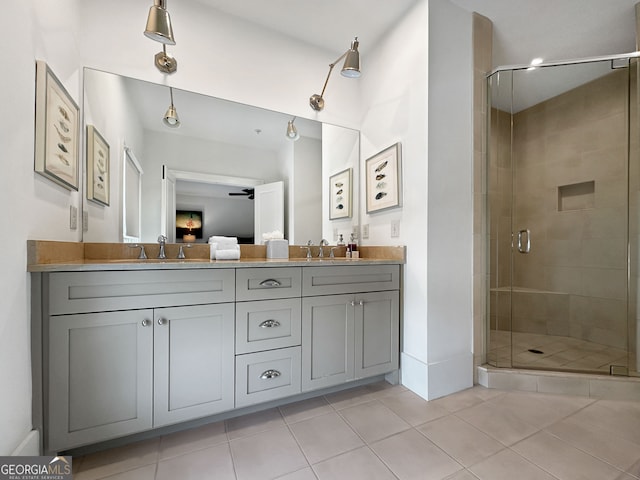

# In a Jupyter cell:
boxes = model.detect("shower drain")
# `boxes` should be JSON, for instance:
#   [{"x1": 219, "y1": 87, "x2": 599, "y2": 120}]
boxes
[{"x1": 528, "y1": 349, "x2": 544, "y2": 354}]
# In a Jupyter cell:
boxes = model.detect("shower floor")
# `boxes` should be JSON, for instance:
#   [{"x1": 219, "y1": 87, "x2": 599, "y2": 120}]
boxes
[{"x1": 489, "y1": 330, "x2": 629, "y2": 373}]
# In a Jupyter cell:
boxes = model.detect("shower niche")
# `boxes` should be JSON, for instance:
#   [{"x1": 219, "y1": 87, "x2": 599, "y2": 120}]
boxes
[{"x1": 486, "y1": 55, "x2": 640, "y2": 377}]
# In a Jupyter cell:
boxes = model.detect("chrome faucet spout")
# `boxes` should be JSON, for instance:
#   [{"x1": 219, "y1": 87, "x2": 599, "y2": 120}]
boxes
[
  {"x1": 157, "y1": 235, "x2": 167, "y2": 259},
  {"x1": 318, "y1": 239, "x2": 329, "y2": 258}
]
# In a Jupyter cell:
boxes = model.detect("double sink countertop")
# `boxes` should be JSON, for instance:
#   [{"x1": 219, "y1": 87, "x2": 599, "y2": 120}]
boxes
[{"x1": 27, "y1": 241, "x2": 406, "y2": 272}]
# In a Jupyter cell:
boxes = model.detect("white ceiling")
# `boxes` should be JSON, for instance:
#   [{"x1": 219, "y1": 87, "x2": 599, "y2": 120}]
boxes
[{"x1": 195, "y1": 0, "x2": 639, "y2": 67}]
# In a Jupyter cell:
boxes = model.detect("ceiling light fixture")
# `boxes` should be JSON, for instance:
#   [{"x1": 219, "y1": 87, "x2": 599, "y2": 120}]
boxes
[
  {"x1": 309, "y1": 37, "x2": 361, "y2": 112},
  {"x1": 286, "y1": 117, "x2": 300, "y2": 141},
  {"x1": 163, "y1": 87, "x2": 180, "y2": 128}
]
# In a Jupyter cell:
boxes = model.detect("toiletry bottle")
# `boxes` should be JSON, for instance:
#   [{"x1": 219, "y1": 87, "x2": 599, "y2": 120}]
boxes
[
  {"x1": 348, "y1": 233, "x2": 358, "y2": 259},
  {"x1": 337, "y1": 234, "x2": 345, "y2": 246}
]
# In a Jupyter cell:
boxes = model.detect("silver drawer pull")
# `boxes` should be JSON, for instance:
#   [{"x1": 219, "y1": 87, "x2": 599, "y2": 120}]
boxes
[
  {"x1": 259, "y1": 279, "x2": 282, "y2": 287},
  {"x1": 259, "y1": 319, "x2": 281, "y2": 328},
  {"x1": 260, "y1": 369, "x2": 281, "y2": 380}
]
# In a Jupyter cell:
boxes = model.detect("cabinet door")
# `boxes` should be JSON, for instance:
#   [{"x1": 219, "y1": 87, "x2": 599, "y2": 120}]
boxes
[
  {"x1": 355, "y1": 291, "x2": 400, "y2": 378},
  {"x1": 48, "y1": 310, "x2": 153, "y2": 452},
  {"x1": 153, "y1": 304, "x2": 235, "y2": 427},
  {"x1": 302, "y1": 294, "x2": 354, "y2": 391}
]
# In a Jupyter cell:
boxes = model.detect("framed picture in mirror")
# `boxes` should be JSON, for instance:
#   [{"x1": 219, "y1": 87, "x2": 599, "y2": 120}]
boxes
[
  {"x1": 86, "y1": 125, "x2": 110, "y2": 206},
  {"x1": 34, "y1": 60, "x2": 80, "y2": 191},
  {"x1": 365, "y1": 143, "x2": 402, "y2": 214},
  {"x1": 176, "y1": 210, "x2": 203, "y2": 242},
  {"x1": 329, "y1": 168, "x2": 352, "y2": 220}
]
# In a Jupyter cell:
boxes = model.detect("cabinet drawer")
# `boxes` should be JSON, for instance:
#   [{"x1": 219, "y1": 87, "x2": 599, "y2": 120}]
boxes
[
  {"x1": 236, "y1": 267, "x2": 301, "y2": 301},
  {"x1": 235, "y1": 347, "x2": 301, "y2": 408},
  {"x1": 48, "y1": 269, "x2": 235, "y2": 315},
  {"x1": 236, "y1": 298, "x2": 302, "y2": 354},
  {"x1": 302, "y1": 265, "x2": 400, "y2": 296}
]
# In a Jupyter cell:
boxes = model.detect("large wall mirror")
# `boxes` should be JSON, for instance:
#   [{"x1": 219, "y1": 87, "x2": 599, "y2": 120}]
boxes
[{"x1": 82, "y1": 68, "x2": 360, "y2": 245}]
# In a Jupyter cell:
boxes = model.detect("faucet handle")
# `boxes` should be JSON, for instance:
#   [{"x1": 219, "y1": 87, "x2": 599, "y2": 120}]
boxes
[
  {"x1": 177, "y1": 243, "x2": 192, "y2": 259},
  {"x1": 157, "y1": 234, "x2": 167, "y2": 244},
  {"x1": 128, "y1": 244, "x2": 147, "y2": 260},
  {"x1": 330, "y1": 247, "x2": 337, "y2": 258},
  {"x1": 300, "y1": 246, "x2": 312, "y2": 259}
]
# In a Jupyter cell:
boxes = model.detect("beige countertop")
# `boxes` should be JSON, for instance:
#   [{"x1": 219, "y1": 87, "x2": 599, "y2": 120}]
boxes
[{"x1": 27, "y1": 241, "x2": 405, "y2": 272}]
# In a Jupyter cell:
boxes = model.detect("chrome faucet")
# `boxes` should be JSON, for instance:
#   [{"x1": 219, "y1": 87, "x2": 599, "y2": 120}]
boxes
[
  {"x1": 318, "y1": 239, "x2": 329, "y2": 258},
  {"x1": 157, "y1": 235, "x2": 167, "y2": 259}
]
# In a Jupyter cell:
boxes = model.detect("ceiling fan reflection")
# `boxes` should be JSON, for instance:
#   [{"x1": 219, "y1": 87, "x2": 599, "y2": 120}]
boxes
[{"x1": 228, "y1": 188, "x2": 255, "y2": 200}]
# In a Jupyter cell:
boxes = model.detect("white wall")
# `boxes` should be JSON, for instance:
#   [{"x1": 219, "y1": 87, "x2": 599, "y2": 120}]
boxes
[
  {"x1": 2, "y1": 0, "x2": 83, "y2": 456},
  {"x1": 291, "y1": 137, "x2": 322, "y2": 244},
  {"x1": 360, "y1": 0, "x2": 474, "y2": 400}
]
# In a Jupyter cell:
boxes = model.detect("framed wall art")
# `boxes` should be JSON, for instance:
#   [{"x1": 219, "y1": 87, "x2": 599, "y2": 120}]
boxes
[
  {"x1": 86, "y1": 125, "x2": 110, "y2": 206},
  {"x1": 329, "y1": 168, "x2": 352, "y2": 219},
  {"x1": 34, "y1": 60, "x2": 80, "y2": 191},
  {"x1": 176, "y1": 210, "x2": 203, "y2": 240},
  {"x1": 365, "y1": 143, "x2": 402, "y2": 214}
]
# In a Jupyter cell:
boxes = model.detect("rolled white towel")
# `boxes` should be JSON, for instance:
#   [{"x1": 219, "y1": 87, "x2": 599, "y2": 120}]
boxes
[
  {"x1": 214, "y1": 246, "x2": 240, "y2": 260},
  {"x1": 209, "y1": 235, "x2": 238, "y2": 245}
]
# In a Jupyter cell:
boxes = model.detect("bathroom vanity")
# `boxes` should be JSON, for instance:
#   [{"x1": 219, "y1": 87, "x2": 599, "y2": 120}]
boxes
[{"x1": 29, "y1": 246, "x2": 403, "y2": 454}]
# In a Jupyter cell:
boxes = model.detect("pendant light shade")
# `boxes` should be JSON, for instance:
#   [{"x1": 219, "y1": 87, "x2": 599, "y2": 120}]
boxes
[
  {"x1": 286, "y1": 117, "x2": 300, "y2": 141},
  {"x1": 163, "y1": 88, "x2": 180, "y2": 128},
  {"x1": 341, "y1": 38, "x2": 361, "y2": 78},
  {"x1": 144, "y1": 0, "x2": 176, "y2": 45}
]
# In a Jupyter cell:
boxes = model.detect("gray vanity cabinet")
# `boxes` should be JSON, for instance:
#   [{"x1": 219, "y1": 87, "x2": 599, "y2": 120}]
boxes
[
  {"x1": 153, "y1": 304, "x2": 235, "y2": 427},
  {"x1": 301, "y1": 265, "x2": 400, "y2": 392},
  {"x1": 48, "y1": 309, "x2": 154, "y2": 452},
  {"x1": 234, "y1": 267, "x2": 303, "y2": 408},
  {"x1": 44, "y1": 270, "x2": 235, "y2": 452}
]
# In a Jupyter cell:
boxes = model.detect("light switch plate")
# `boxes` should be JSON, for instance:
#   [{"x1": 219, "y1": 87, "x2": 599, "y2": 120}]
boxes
[
  {"x1": 362, "y1": 224, "x2": 370, "y2": 239},
  {"x1": 391, "y1": 221, "x2": 400, "y2": 238},
  {"x1": 70, "y1": 206, "x2": 78, "y2": 230},
  {"x1": 82, "y1": 211, "x2": 89, "y2": 232}
]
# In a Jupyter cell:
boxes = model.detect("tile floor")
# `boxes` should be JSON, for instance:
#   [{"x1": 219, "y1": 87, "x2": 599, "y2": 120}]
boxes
[
  {"x1": 71, "y1": 382, "x2": 640, "y2": 480},
  {"x1": 489, "y1": 330, "x2": 630, "y2": 373}
]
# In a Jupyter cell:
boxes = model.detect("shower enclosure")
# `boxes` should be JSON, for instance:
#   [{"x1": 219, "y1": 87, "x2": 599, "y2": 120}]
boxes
[{"x1": 487, "y1": 54, "x2": 639, "y2": 376}]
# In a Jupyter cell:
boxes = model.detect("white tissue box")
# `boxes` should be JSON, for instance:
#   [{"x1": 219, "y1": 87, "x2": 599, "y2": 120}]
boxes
[{"x1": 266, "y1": 239, "x2": 289, "y2": 259}]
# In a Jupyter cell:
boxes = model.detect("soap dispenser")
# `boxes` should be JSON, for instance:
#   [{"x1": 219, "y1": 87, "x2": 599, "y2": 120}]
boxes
[
  {"x1": 337, "y1": 234, "x2": 345, "y2": 246},
  {"x1": 348, "y1": 233, "x2": 358, "y2": 259}
]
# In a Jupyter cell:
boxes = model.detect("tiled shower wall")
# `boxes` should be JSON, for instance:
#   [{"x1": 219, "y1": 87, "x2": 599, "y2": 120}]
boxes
[
  {"x1": 472, "y1": 13, "x2": 492, "y2": 372},
  {"x1": 492, "y1": 68, "x2": 630, "y2": 350}
]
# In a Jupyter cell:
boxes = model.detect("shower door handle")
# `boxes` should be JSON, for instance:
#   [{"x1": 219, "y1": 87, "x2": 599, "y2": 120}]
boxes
[{"x1": 517, "y1": 229, "x2": 531, "y2": 254}]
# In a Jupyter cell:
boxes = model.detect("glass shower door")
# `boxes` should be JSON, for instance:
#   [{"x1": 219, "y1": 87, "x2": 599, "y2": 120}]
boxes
[{"x1": 488, "y1": 58, "x2": 632, "y2": 375}]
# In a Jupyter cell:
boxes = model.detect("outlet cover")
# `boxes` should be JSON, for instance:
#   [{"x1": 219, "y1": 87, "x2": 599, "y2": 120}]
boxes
[
  {"x1": 391, "y1": 221, "x2": 400, "y2": 238},
  {"x1": 83, "y1": 211, "x2": 89, "y2": 232},
  {"x1": 352, "y1": 225, "x2": 359, "y2": 239},
  {"x1": 362, "y1": 224, "x2": 370, "y2": 239}
]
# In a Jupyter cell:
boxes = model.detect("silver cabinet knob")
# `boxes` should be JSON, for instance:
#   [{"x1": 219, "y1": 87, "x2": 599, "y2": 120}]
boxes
[
  {"x1": 350, "y1": 300, "x2": 356, "y2": 307},
  {"x1": 157, "y1": 318, "x2": 168, "y2": 326},
  {"x1": 141, "y1": 319, "x2": 151, "y2": 327},
  {"x1": 359, "y1": 300, "x2": 364, "y2": 306}
]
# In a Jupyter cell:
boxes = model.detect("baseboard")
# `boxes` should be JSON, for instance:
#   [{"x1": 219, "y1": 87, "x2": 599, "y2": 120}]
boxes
[
  {"x1": 401, "y1": 351, "x2": 474, "y2": 400},
  {"x1": 12, "y1": 430, "x2": 40, "y2": 456}
]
